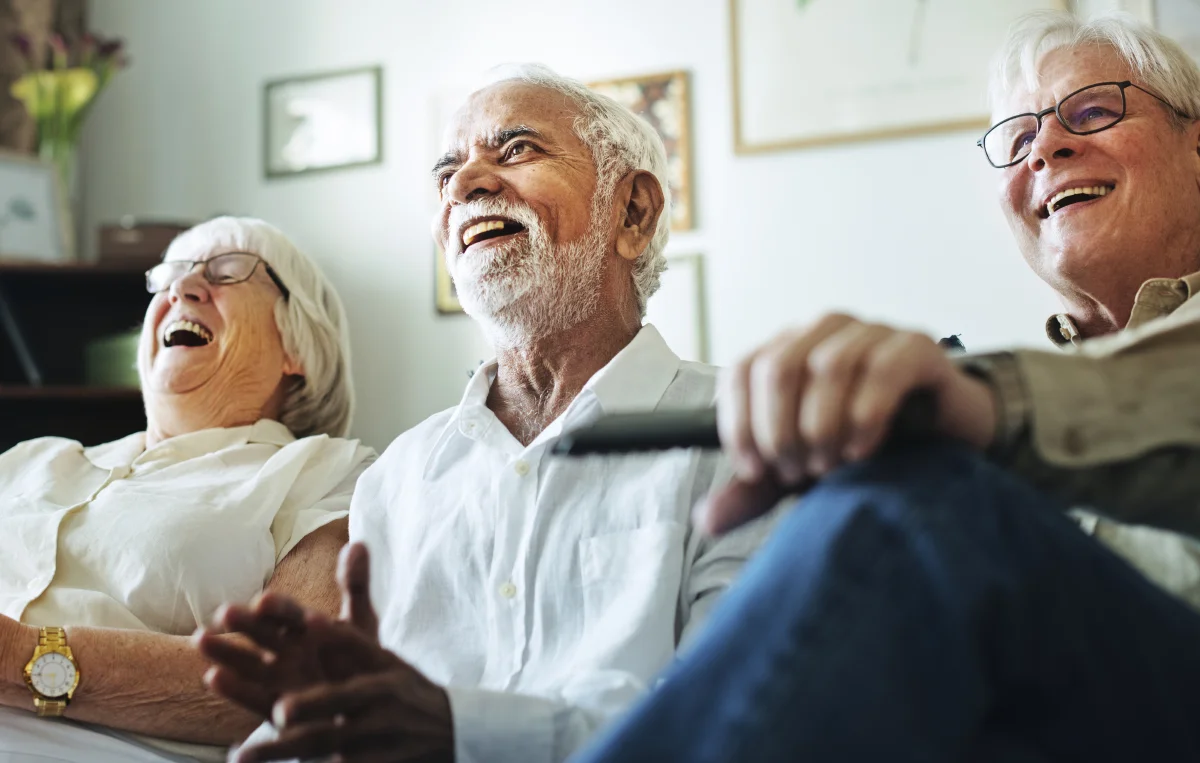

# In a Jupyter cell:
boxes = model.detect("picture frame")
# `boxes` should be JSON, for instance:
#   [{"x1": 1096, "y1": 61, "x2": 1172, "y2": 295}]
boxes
[
  {"x1": 729, "y1": 0, "x2": 1067, "y2": 154},
  {"x1": 0, "y1": 151, "x2": 74, "y2": 264},
  {"x1": 646, "y1": 254, "x2": 709, "y2": 363},
  {"x1": 263, "y1": 65, "x2": 383, "y2": 179},
  {"x1": 434, "y1": 244, "x2": 463, "y2": 315},
  {"x1": 589, "y1": 70, "x2": 694, "y2": 231}
]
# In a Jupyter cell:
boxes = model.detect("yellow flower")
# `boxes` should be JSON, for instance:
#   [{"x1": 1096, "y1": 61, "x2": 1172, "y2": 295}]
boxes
[{"x1": 10, "y1": 68, "x2": 99, "y2": 121}]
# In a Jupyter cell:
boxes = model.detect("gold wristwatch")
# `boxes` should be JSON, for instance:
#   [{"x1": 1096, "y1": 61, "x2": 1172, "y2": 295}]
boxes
[{"x1": 22, "y1": 626, "x2": 81, "y2": 717}]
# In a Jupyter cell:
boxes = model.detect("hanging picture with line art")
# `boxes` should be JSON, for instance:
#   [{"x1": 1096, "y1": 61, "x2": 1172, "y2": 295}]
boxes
[{"x1": 730, "y1": 0, "x2": 1066, "y2": 153}]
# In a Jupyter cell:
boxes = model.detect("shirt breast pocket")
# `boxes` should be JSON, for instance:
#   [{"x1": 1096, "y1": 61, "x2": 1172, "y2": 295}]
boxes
[{"x1": 578, "y1": 522, "x2": 686, "y2": 674}]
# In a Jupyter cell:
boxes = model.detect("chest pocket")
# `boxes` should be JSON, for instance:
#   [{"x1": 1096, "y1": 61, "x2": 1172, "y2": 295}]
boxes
[{"x1": 578, "y1": 522, "x2": 686, "y2": 676}]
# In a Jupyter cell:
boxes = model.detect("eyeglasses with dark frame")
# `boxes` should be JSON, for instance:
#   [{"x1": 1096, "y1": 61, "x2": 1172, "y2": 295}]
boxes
[
  {"x1": 978, "y1": 80, "x2": 1184, "y2": 169},
  {"x1": 145, "y1": 252, "x2": 291, "y2": 300}
]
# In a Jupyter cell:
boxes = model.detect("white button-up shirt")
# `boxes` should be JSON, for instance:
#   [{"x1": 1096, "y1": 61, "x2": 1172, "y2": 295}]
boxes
[
  {"x1": 0, "y1": 419, "x2": 374, "y2": 762},
  {"x1": 348, "y1": 325, "x2": 773, "y2": 763}
]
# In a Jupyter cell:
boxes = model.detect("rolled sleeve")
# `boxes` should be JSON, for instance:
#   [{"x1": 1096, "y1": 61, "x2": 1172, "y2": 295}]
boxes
[{"x1": 963, "y1": 305, "x2": 1200, "y2": 537}]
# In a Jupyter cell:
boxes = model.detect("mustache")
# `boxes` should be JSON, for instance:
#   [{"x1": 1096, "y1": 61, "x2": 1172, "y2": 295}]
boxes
[{"x1": 448, "y1": 198, "x2": 543, "y2": 250}]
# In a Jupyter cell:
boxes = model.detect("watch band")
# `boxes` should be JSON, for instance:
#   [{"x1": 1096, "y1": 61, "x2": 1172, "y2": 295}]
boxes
[
  {"x1": 38, "y1": 626, "x2": 69, "y2": 650},
  {"x1": 34, "y1": 697, "x2": 68, "y2": 718}
]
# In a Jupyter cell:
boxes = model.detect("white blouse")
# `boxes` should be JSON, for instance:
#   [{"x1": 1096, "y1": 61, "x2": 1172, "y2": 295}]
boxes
[{"x1": 0, "y1": 419, "x2": 374, "y2": 761}]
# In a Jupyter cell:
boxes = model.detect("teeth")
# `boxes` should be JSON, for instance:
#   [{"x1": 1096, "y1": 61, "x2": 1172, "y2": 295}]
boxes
[
  {"x1": 162, "y1": 319, "x2": 213, "y2": 345},
  {"x1": 462, "y1": 220, "x2": 507, "y2": 247},
  {"x1": 1047, "y1": 185, "x2": 1111, "y2": 216}
]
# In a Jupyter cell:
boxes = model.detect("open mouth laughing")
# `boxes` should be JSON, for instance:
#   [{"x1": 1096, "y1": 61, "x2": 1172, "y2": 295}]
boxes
[
  {"x1": 1041, "y1": 184, "x2": 1115, "y2": 218},
  {"x1": 460, "y1": 218, "x2": 527, "y2": 251},
  {"x1": 161, "y1": 319, "x2": 214, "y2": 348}
]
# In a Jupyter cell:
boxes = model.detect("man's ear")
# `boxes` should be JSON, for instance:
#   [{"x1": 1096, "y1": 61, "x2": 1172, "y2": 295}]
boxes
[
  {"x1": 283, "y1": 353, "x2": 305, "y2": 378},
  {"x1": 614, "y1": 169, "x2": 666, "y2": 263}
]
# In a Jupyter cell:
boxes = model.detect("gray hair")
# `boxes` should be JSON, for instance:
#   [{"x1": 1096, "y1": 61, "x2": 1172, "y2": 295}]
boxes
[
  {"x1": 989, "y1": 10, "x2": 1200, "y2": 127},
  {"x1": 158, "y1": 217, "x2": 355, "y2": 439},
  {"x1": 480, "y1": 63, "x2": 672, "y2": 317}
]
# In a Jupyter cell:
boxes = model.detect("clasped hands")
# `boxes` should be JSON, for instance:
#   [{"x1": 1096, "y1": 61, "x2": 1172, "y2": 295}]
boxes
[{"x1": 194, "y1": 542, "x2": 453, "y2": 763}]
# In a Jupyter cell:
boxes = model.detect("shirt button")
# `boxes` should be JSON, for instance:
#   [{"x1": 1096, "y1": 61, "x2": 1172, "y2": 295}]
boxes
[
  {"x1": 499, "y1": 582, "x2": 517, "y2": 599},
  {"x1": 513, "y1": 460, "x2": 530, "y2": 477}
]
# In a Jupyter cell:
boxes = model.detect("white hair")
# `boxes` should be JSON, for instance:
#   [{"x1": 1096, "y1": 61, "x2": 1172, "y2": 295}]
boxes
[
  {"x1": 476, "y1": 63, "x2": 672, "y2": 317},
  {"x1": 158, "y1": 217, "x2": 355, "y2": 438},
  {"x1": 989, "y1": 10, "x2": 1200, "y2": 127}
]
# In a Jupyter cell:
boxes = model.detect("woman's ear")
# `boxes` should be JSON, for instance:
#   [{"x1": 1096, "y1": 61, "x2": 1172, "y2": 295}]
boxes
[{"x1": 614, "y1": 169, "x2": 666, "y2": 263}]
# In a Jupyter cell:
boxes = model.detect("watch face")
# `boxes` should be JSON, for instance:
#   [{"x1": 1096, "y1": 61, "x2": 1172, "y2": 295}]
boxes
[{"x1": 30, "y1": 653, "x2": 76, "y2": 698}]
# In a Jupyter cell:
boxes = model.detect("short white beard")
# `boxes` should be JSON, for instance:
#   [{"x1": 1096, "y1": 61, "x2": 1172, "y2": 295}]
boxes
[{"x1": 447, "y1": 194, "x2": 610, "y2": 349}]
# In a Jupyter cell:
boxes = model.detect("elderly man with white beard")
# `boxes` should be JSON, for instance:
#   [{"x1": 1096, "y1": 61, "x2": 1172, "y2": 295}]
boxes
[{"x1": 195, "y1": 64, "x2": 773, "y2": 763}]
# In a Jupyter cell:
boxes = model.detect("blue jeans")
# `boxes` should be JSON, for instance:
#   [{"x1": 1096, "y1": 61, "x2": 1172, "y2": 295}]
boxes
[{"x1": 574, "y1": 443, "x2": 1200, "y2": 762}]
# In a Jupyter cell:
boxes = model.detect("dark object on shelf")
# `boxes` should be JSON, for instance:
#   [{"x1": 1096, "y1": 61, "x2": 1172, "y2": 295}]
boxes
[
  {"x1": 98, "y1": 219, "x2": 192, "y2": 267},
  {"x1": 0, "y1": 260, "x2": 150, "y2": 452},
  {"x1": 553, "y1": 390, "x2": 937, "y2": 457}
]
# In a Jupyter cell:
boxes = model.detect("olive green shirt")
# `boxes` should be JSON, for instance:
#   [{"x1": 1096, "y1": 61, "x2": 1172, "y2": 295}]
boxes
[{"x1": 968, "y1": 272, "x2": 1200, "y2": 608}]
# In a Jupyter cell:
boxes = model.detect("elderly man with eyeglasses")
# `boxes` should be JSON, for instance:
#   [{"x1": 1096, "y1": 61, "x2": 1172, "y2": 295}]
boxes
[{"x1": 564, "y1": 11, "x2": 1200, "y2": 763}]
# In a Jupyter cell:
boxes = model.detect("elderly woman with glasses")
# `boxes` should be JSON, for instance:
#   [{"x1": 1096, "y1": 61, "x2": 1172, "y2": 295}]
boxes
[
  {"x1": 0, "y1": 216, "x2": 374, "y2": 763},
  {"x1": 557, "y1": 11, "x2": 1200, "y2": 763}
]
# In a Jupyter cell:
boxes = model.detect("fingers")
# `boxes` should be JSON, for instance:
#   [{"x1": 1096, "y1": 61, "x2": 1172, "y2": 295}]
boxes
[
  {"x1": 204, "y1": 666, "x2": 279, "y2": 718},
  {"x1": 845, "y1": 331, "x2": 941, "y2": 459},
  {"x1": 700, "y1": 474, "x2": 791, "y2": 536},
  {"x1": 716, "y1": 314, "x2": 956, "y2": 515},
  {"x1": 717, "y1": 355, "x2": 759, "y2": 481},
  {"x1": 800, "y1": 321, "x2": 895, "y2": 473},
  {"x1": 337, "y1": 542, "x2": 379, "y2": 636},
  {"x1": 210, "y1": 596, "x2": 308, "y2": 653},
  {"x1": 273, "y1": 674, "x2": 383, "y2": 728}
]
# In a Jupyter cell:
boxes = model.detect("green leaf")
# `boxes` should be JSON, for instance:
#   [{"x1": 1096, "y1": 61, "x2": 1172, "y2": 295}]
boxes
[{"x1": 796, "y1": 0, "x2": 813, "y2": 10}]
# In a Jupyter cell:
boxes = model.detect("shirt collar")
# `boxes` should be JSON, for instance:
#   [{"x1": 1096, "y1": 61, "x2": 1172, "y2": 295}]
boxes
[
  {"x1": 428, "y1": 324, "x2": 682, "y2": 470},
  {"x1": 1045, "y1": 271, "x2": 1200, "y2": 348},
  {"x1": 83, "y1": 418, "x2": 295, "y2": 470}
]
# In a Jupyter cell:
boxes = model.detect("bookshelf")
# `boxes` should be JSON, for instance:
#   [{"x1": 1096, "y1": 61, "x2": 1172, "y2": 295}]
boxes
[{"x1": 0, "y1": 260, "x2": 150, "y2": 452}]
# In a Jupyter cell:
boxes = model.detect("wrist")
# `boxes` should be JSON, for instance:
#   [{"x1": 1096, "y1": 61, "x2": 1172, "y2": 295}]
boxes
[{"x1": 1, "y1": 618, "x2": 35, "y2": 693}]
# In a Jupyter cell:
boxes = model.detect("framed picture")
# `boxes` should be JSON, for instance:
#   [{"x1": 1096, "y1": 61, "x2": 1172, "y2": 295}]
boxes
[
  {"x1": 730, "y1": 0, "x2": 1066, "y2": 154},
  {"x1": 264, "y1": 66, "x2": 383, "y2": 178},
  {"x1": 0, "y1": 151, "x2": 73, "y2": 263},
  {"x1": 1153, "y1": 0, "x2": 1200, "y2": 61},
  {"x1": 645, "y1": 254, "x2": 709, "y2": 362},
  {"x1": 434, "y1": 244, "x2": 463, "y2": 314},
  {"x1": 589, "y1": 70, "x2": 694, "y2": 231}
]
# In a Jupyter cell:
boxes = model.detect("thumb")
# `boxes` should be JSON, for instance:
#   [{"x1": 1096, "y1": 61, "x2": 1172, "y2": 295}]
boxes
[
  {"x1": 337, "y1": 542, "x2": 379, "y2": 637},
  {"x1": 700, "y1": 474, "x2": 792, "y2": 536}
]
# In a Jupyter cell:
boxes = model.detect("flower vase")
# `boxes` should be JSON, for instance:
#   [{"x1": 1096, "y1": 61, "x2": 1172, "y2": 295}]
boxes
[{"x1": 38, "y1": 138, "x2": 79, "y2": 260}]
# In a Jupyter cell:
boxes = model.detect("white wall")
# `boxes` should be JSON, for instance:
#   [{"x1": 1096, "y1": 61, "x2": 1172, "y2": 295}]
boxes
[{"x1": 83, "y1": 0, "x2": 1096, "y2": 452}]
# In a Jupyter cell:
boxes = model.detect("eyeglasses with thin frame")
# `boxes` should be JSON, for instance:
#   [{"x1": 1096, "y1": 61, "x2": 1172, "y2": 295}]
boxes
[
  {"x1": 978, "y1": 80, "x2": 1184, "y2": 168},
  {"x1": 145, "y1": 252, "x2": 291, "y2": 300}
]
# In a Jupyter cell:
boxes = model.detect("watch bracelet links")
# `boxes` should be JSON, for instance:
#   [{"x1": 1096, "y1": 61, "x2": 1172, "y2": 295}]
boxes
[{"x1": 34, "y1": 626, "x2": 71, "y2": 718}]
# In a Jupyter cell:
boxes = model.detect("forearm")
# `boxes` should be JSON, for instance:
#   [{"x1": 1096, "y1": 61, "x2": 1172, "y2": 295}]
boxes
[
  {"x1": 997, "y1": 435, "x2": 1200, "y2": 537},
  {"x1": 1, "y1": 622, "x2": 258, "y2": 744},
  {"x1": 962, "y1": 336, "x2": 1200, "y2": 537}
]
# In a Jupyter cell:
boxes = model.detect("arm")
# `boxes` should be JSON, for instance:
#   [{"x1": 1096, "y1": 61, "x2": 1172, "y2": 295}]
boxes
[
  {"x1": 964, "y1": 305, "x2": 1200, "y2": 537},
  {"x1": 0, "y1": 517, "x2": 348, "y2": 745}
]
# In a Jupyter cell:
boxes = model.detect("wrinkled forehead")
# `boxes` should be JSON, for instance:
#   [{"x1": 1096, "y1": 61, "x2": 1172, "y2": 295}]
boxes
[
  {"x1": 163, "y1": 223, "x2": 260, "y2": 263},
  {"x1": 439, "y1": 81, "x2": 585, "y2": 156},
  {"x1": 994, "y1": 44, "x2": 1134, "y2": 120}
]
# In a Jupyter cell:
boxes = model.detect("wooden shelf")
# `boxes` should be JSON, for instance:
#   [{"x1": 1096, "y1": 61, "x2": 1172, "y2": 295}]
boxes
[
  {"x1": 0, "y1": 385, "x2": 142, "y2": 400},
  {"x1": 0, "y1": 259, "x2": 152, "y2": 278}
]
